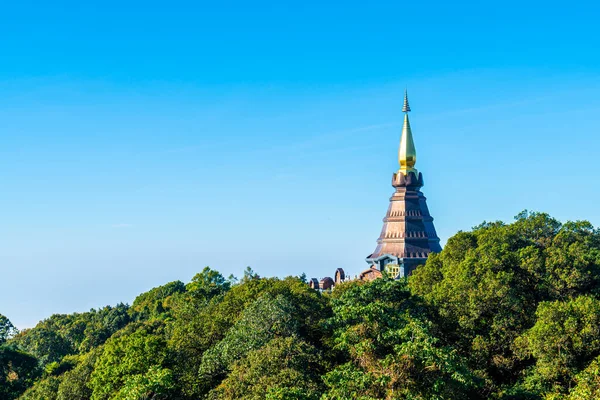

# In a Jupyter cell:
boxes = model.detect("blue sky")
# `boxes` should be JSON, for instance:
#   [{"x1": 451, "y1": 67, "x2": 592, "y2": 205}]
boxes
[{"x1": 1, "y1": 1, "x2": 599, "y2": 328}]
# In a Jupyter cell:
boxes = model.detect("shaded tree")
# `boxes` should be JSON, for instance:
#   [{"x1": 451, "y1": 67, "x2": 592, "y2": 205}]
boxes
[
  {"x1": 169, "y1": 275, "x2": 328, "y2": 398},
  {"x1": 567, "y1": 355, "x2": 600, "y2": 400},
  {"x1": 18, "y1": 375, "x2": 60, "y2": 400},
  {"x1": 198, "y1": 294, "x2": 299, "y2": 386},
  {"x1": 323, "y1": 278, "x2": 479, "y2": 399},
  {"x1": 0, "y1": 344, "x2": 41, "y2": 399},
  {"x1": 409, "y1": 212, "x2": 600, "y2": 391},
  {"x1": 515, "y1": 295, "x2": 600, "y2": 394},
  {"x1": 0, "y1": 314, "x2": 17, "y2": 345},
  {"x1": 209, "y1": 336, "x2": 323, "y2": 400},
  {"x1": 56, "y1": 350, "x2": 99, "y2": 400}
]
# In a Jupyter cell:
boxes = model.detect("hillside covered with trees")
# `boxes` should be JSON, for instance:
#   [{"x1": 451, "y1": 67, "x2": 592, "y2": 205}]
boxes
[{"x1": 2, "y1": 211, "x2": 600, "y2": 399}]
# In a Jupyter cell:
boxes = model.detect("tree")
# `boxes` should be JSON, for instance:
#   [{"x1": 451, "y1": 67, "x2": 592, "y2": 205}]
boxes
[
  {"x1": 11, "y1": 213, "x2": 598, "y2": 400},
  {"x1": 515, "y1": 295, "x2": 600, "y2": 394},
  {"x1": 567, "y1": 355, "x2": 600, "y2": 400},
  {"x1": 323, "y1": 278, "x2": 479, "y2": 399},
  {"x1": 56, "y1": 350, "x2": 99, "y2": 400},
  {"x1": 186, "y1": 267, "x2": 231, "y2": 301},
  {"x1": 198, "y1": 294, "x2": 300, "y2": 387},
  {"x1": 18, "y1": 376, "x2": 60, "y2": 400},
  {"x1": 131, "y1": 280, "x2": 186, "y2": 321},
  {"x1": 0, "y1": 314, "x2": 17, "y2": 344},
  {"x1": 169, "y1": 275, "x2": 328, "y2": 398},
  {"x1": 88, "y1": 320, "x2": 172, "y2": 400},
  {"x1": 113, "y1": 365, "x2": 174, "y2": 400},
  {"x1": 209, "y1": 336, "x2": 323, "y2": 400},
  {"x1": 544, "y1": 220, "x2": 600, "y2": 299},
  {"x1": 0, "y1": 344, "x2": 41, "y2": 399},
  {"x1": 409, "y1": 212, "x2": 600, "y2": 391},
  {"x1": 78, "y1": 304, "x2": 131, "y2": 352},
  {"x1": 12, "y1": 327, "x2": 73, "y2": 366},
  {"x1": 10, "y1": 304, "x2": 132, "y2": 363},
  {"x1": 241, "y1": 266, "x2": 259, "y2": 282}
]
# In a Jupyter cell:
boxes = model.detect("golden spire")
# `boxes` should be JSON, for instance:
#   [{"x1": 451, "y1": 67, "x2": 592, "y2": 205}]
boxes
[{"x1": 398, "y1": 90, "x2": 417, "y2": 175}]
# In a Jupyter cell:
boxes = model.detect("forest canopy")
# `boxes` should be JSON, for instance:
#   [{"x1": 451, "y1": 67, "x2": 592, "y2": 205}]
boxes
[{"x1": 2, "y1": 212, "x2": 600, "y2": 399}]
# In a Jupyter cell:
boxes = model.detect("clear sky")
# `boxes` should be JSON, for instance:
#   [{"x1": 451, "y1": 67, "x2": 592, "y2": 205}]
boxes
[{"x1": 1, "y1": 1, "x2": 599, "y2": 328}]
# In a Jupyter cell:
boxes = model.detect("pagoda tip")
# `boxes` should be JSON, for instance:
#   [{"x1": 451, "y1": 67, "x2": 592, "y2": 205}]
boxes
[{"x1": 402, "y1": 90, "x2": 411, "y2": 113}]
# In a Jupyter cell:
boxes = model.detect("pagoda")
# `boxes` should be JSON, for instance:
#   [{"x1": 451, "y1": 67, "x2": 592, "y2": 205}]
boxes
[{"x1": 365, "y1": 92, "x2": 442, "y2": 278}]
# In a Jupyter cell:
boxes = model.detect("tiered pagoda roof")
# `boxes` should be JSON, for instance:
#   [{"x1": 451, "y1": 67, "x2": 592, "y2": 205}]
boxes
[{"x1": 365, "y1": 91, "x2": 442, "y2": 277}]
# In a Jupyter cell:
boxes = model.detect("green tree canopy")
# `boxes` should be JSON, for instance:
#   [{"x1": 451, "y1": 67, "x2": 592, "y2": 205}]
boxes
[
  {"x1": 0, "y1": 314, "x2": 17, "y2": 344},
  {"x1": 6, "y1": 212, "x2": 600, "y2": 400},
  {"x1": 515, "y1": 295, "x2": 600, "y2": 394},
  {"x1": 323, "y1": 278, "x2": 480, "y2": 399},
  {"x1": 0, "y1": 344, "x2": 41, "y2": 400},
  {"x1": 199, "y1": 293, "x2": 300, "y2": 384},
  {"x1": 209, "y1": 336, "x2": 323, "y2": 400},
  {"x1": 131, "y1": 280, "x2": 186, "y2": 321},
  {"x1": 186, "y1": 267, "x2": 232, "y2": 301},
  {"x1": 410, "y1": 211, "x2": 600, "y2": 394},
  {"x1": 88, "y1": 320, "x2": 172, "y2": 400}
]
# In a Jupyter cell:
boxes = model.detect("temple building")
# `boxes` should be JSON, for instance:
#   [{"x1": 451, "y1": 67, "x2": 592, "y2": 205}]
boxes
[
  {"x1": 364, "y1": 92, "x2": 441, "y2": 278},
  {"x1": 309, "y1": 271, "x2": 346, "y2": 291},
  {"x1": 308, "y1": 92, "x2": 441, "y2": 289}
]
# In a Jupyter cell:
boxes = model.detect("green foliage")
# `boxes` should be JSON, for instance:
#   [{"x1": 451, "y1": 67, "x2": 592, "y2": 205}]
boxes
[
  {"x1": 11, "y1": 304, "x2": 131, "y2": 365},
  {"x1": 113, "y1": 365, "x2": 174, "y2": 400},
  {"x1": 7, "y1": 213, "x2": 600, "y2": 400},
  {"x1": 56, "y1": 351, "x2": 98, "y2": 400},
  {"x1": 515, "y1": 295, "x2": 600, "y2": 393},
  {"x1": 567, "y1": 355, "x2": 600, "y2": 399},
  {"x1": 241, "y1": 266, "x2": 259, "y2": 282},
  {"x1": 131, "y1": 280, "x2": 186, "y2": 321},
  {"x1": 169, "y1": 274, "x2": 328, "y2": 398},
  {"x1": 186, "y1": 267, "x2": 232, "y2": 301},
  {"x1": 199, "y1": 294, "x2": 299, "y2": 383},
  {"x1": 89, "y1": 320, "x2": 171, "y2": 400},
  {"x1": 209, "y1": 336, "x2": 323, "y2": 400},
  {"x1": 78, "y1": 304, "x2": 132, "y2": 352},
  {"x1": 323, "y1": 278, "x2": 479, "y2": 399},
  {"x1": 0, "y1": 314, "x2": 17, "y2": 345},
  {"x1": 18, "y1": 375, "x2": 61, "y2": 400},
  {"x1": 0, "y1": 344, "x2": 41, "y2": 399},
  {"x1": 45, "y1": 356, "x2": 77, "y2": 376},
  {"x1": 410, "y1": 211, "x2": 600, "y2": 395},
  {"x1": 13, "y1": 325, "x2": 73, "y2": 366}
]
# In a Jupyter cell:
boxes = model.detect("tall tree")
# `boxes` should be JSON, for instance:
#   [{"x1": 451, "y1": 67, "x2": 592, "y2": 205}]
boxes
[
  {"x1": 88, "y1": 320, "x2": 173, "y2": 400},
  {"x1": 409, "y1": 212, "x2": 600, "y2": 393},
  {"x1": 0, "y1": 314, "x2": 17, "y2": 344},
  {"x1": 208, "y1": 336, "x2": 323, "y2": 400},
  {"x1": 0, "y1": 345, "x2": 41, "y2": 399},
  {"x1": 323, "y1": 278, "x2": 479, "y2": 399},
  {"x1": 515, "y1": 295, "x2": 600, "y2": 395}
]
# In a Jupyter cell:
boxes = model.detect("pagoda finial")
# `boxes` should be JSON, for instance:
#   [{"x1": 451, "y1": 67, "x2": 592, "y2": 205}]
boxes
[
  {"x1": 398, "y1": 90, "x2": 417, "y2": 175},
  {"x1": 402, "y1": 89, "x2": 411, "y2": 113}
]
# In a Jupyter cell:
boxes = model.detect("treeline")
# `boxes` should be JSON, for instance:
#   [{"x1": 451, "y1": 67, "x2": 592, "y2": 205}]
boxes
[{"x1": 2, "y1": 211, "x2": 600, "y2": 399}]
